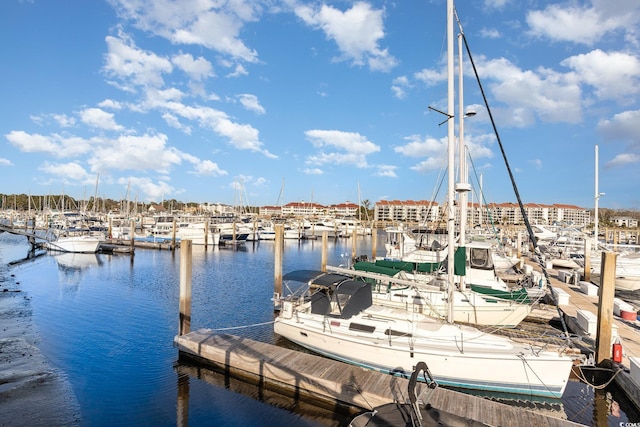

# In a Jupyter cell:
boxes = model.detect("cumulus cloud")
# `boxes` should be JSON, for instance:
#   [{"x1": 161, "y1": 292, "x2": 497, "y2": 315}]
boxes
[
  {"x1": 526, "y1": 3, "x2": 640, "y2": 46},
  {"x1": 561, "y1": 50, "x2": 640, "y2": 101},
  {"x1": 87, "y1": 133, "x2": 182, "y2": 174},
  {"x1": 172, "y1": 52, "x2": 214, "y2": 80},
  {"x1": 118, "y1": 176, "x2": 175, "y2": 202},
  {"x1": 103, "y1": 31, "x2": 173, "y2": 90},
  {"x1": 605, "y1": 153, "x2": 640, "y2": 168},
  {"x1": 598, "y1": 110, "x2": 640, "y2": 146},
  {"x1": 237, "y1": 94, "x2": 266, "y2": 114},
  {"x1": 294, "y1": 1, "x2": 397, "y2": 71},
  {"x1": 6, "y1": 131, "x2": 93, "y2": 158},
  {"x1": 39, "y1": 161, "x2": 91, "y2": 182},
  {"x1": 79, "y1": 108, "x2": 125, "y2": 131},
  {"x1": 110, "y1": 0, "x2": 260, "y2": 62},
  {"x1": 304, "y1": 129, "x2": 380, "y2": 168}
]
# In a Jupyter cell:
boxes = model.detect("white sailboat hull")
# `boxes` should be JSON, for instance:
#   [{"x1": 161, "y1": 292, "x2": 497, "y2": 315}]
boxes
[
  {"x1": 274, "y1": 304, "x2": 572, "y2": 398},
  {"x1": 372, "y1": 287, "x2": 531, "y2": 328}
]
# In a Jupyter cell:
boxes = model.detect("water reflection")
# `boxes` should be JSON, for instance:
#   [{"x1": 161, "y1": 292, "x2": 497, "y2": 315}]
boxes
[
  {"x1": 174, "y1": 357, "x2": 357, "y2": 427},
  {"x1": 53, "y1": 252, "x2": 101, "y2": 271}
]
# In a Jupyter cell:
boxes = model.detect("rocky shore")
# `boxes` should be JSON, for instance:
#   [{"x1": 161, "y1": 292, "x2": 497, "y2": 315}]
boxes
[{"x1": 0, "y1": 271, "x2": 80, "y2": 426}]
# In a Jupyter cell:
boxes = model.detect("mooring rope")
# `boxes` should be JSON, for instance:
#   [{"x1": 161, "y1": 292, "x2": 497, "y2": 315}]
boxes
[
  {"x1": 210, "y1": 320, "x2": 274, "y2": 331},
  {"x1": 572, "y1": 365, "x2": 625, "y2": 390}
]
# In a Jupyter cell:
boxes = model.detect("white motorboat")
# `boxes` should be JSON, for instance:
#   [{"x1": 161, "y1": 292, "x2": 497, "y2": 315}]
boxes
[{"x1": 46, "y1": 234, "x2": 102, "y2": 253}]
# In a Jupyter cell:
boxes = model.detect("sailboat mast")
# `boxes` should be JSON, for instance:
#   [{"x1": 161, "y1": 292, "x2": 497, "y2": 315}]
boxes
[
  {"x1": 594, "y1": 145, "x2": 600, "y2": 245},
  {"x1": 446, "y1": 0, "x2": 455, "y2": 323}
]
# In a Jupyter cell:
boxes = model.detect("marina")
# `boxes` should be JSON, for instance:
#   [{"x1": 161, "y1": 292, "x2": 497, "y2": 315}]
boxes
[{"x1": 2, "y1": 229, "x2": 639, "y2": 425}]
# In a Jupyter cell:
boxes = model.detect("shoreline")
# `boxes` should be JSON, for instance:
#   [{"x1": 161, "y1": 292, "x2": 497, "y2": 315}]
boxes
[{"x1": 0, "y1": 268, "x2": 80, "y2": 426}]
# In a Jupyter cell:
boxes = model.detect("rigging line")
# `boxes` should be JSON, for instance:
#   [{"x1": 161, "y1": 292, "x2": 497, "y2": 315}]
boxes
[
  {"x1": 210, "y1": 320, "x2": 274, "y2": 331},
  {"x1": 456, "y1": 17, "x2": 572, "y2": 347},
  {"x1": 466, "y1": 149, "x2": 502, "y2": 244}
]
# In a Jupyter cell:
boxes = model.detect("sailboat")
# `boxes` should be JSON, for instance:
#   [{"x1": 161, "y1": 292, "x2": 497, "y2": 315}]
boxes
[{"x1": 273, "y1": 0, "x2": 577, "y2": 399}]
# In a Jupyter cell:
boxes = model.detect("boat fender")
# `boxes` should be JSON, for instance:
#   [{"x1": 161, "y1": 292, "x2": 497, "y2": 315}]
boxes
[
  {"x1": 612, "y1": 338, "x2": 623, "y2": 363},
  {"x1": 282, "y1": 301, "x2": 294, "y2": 319}
]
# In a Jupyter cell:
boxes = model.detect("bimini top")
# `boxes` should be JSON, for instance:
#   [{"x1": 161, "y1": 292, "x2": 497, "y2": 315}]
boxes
[
  {"x1": 310, "y1": 279, "x2": 372, "y2": 319},
  {"x1": 282, "y1": 270, "x2": 352, "y2": 288}
]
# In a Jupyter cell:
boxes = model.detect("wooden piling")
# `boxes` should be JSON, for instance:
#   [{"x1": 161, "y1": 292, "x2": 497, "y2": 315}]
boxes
[
  {"x1": 351, "y1": 229, "x2": 357, "y2": 262},
  {"x1": 274, "y1": 224, "x2": 283, "y2": 300},
  {"x1": 179, "y1": 240, "x2": 192, "y2": 336},
  {"x1": 172, "y1": 218, "x2": 178, "y2": 251},
  {"x1": 595, "y1": 251, "x2": 617, "y2": 364},
  {"x1": 204, "y1": 220, "x2": 209, "y2": 249},
  {"x1": 321, "y1": 232, "x2": 328, "y2": 272},
  {"x1": 371, "y1": 228, "x2": 377, "y2": 260},
  {"x1": 583, "y1": 239, "x2": 591, "y2": 282},
  {"x1": 130, "y1": 219, "x2": 135, "y2": 252}
]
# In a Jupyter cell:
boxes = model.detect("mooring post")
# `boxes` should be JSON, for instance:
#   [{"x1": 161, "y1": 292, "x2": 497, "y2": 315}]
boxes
[
  {"x1": 351, "y1": 228, "x2": 357, "y2": 263},
  {"x1": 595, "y1": 251, "x2": 617, "y2": 364},
  {"x1": 321, "y1": 231, "x2": 328, "y2": 272},
  {"x1": 371, "y1": 225, "x2": 377, "y2": 260},
  {"x1": 204, "y1": 220, "x2": 209, "y2": 249},
  {"x1": 172, "y1": 218, "x2": 177, "y2": 251},
  {"x1": 274, "y1": 224, "x2": 283, "y2": 301},
  {"x1": 584, "y1": 239, "x2": 592, "y2": 282},
  {"x1": 179, "y1": 240, "x2": 192, "y2": 336},
  {"x1": 130, "y1": 219, "x2": 135, "y2": 253}
]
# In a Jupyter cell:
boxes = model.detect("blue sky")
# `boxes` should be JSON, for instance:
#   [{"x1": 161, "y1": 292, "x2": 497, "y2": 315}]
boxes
[{"x1": 2, "y1": 0, "x2": 639, "y2": 210}]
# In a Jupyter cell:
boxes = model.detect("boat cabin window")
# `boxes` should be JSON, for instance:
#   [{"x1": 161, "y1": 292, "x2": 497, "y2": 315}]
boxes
[
  {"x1": 349, "y1": 323, "x2": 375, "y2": 333},
  {"x1": 469, "y1": 247, "x2": 493, "y2": 270}
]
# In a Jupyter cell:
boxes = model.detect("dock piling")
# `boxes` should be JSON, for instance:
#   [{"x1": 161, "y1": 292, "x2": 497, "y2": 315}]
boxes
[
  {"x1": 595, "y1": 251, "x2": 617, "y2": 364},
  {"x1": 274, "y1": 224, "x2": 283, "y2": 303},
  {"x1": 179, "y1": 240, "x2": 192, "y2": 336}
]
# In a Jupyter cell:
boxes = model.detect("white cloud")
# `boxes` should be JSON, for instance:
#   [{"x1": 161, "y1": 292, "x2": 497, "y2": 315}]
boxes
[
  {"x1": 117, "y1": 176, "x2": 175, "y2": 202},
  {"x1": 477, "y1": 56, "x2": 583, "y2": 126},
  {"x1": 98, "y1": 99, "x2": 124, "y2": 110},
  {"x1": 526, "y1": 3, "x2": 639, "y2": 46},
  {"x1": 295, "y1": 2, "x2": 397, "y2": 72},
  {"x1": 391, "y1": 75, "x2": 410, "y2": 99},
  {"x1": 5, "y1": 131, "x2": 93, "y2": 158},
  {"x1": 561, "y1": 50, "x2": 640, "y2": 101},
  {"x1": 480, "y1": 28, "x2": 501, "y2": 39},
  {"x1": 394, "y1": 134, "x2": 445, "y2": 158},
  {"x1": 0, "y1": 158, "x2": 13, "y2": 166},
  {"x1": 103, "y1": 31, "x2": 173, "y2": 90},
  {"x1": 237, "y1": 94, "x2": 266, "y2": 115},
  {"x1": 79, "y1": 108, "x2": 124, "y2": 131},
  {"x1": 172, "y1": 53, "x2": 214, "y2": 80},
  {"x1": 303, "y1": 129, "x2": 379, "y2": 169},
  {"x1": 605, "y1": 153, "x2": 640, "y2": 168},
  {"x1": 191, "y1": 159, "x2": 227, "y2": 176},
  {"x1": 39, "y1": 161, "x2": 90, "y2": 181},
  {"x1": 598, "y1": 110, "x2": 640, "y2": 146},
  {"x1": 87, "y1": 133, "x2": 182, "y2": 174},
  {"x1": 375, "y1": 165, "x2": 397, "y2": 178},
  {"x1": 110, "y1": 0, "x2": 260, "y2": 62},
  {"x1": 303, "y1": 168, "x2": 324, "y2": 175},
  {"x1": 52, "y1": 114, "x2": 76, "y2": 127}
]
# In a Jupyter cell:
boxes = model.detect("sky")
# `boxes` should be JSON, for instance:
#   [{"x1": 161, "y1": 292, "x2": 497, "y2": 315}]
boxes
[{"x1": 1, "y1": 0, "x2": 640, "y2": 211}]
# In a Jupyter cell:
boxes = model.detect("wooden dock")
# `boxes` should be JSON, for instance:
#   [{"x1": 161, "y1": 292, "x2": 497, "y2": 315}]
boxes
[
  {"x1": 524, "y1": 256, "x2": 640, "y2": 408},
  {"x1": 174, "y1": 331, "x2": 584, "y2": 427}
]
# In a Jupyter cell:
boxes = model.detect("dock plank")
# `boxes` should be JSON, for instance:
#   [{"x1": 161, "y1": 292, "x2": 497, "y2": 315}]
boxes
[{"x1": 175, "y1": 330, "x2": 585, "y2": 426}]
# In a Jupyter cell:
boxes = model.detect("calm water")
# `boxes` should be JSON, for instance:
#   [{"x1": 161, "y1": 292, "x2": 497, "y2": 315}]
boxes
[{"x1": 1, "y1": 231, "x2": 638, "y2": 426}]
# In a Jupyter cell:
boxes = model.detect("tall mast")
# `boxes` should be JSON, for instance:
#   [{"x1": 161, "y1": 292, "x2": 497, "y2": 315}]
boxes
[
  {"x1": 594, "y1": 145, "x2": 600, "y2": 246},
  {"x1": 446, "y1": 0, "x2": 455, "y2": 323}
]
